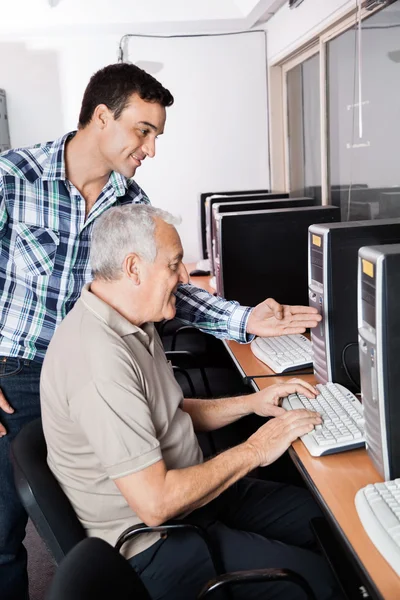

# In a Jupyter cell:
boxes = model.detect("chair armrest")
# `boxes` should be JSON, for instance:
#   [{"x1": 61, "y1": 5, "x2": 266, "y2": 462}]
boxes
[
  {"x1": 171, "y1": 326, "x2": 206, "y2": 351},
  {"x1": 197, "y1": 567, "x2": 316, "y2": 600},
  {"x1": 115, "y1": 522, "x2": 225, "y2": 577}
]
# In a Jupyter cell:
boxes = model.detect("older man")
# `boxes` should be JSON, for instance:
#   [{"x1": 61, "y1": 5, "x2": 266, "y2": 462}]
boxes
[{"x1": 40, "y1": 204, "x2": 342, "y2": 600}]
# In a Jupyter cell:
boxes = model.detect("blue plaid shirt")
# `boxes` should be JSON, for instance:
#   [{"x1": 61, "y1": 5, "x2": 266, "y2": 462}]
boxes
[{"x1": 0, "y1": 132, "x2": 252, "y2": 362}]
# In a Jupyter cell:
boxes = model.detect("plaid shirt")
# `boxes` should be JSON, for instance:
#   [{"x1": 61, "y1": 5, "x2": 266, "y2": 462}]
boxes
[{"x1": 0, "y1": 132, "x2": 252, "y2": 362}]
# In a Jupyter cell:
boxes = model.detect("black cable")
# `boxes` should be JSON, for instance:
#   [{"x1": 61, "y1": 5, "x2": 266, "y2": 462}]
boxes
[
  {"x1": 341, "y1": 342, "x2": 361, "y2": 392},
  {"x1": 244, "y1": 371, "x2": 314, "y2": 385},
  {"x1": 117, "y1": 29, "x2": 267, "y2": 63}
]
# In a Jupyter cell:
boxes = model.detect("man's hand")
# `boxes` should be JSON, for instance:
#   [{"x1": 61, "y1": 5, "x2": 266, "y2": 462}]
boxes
[
  {"x1": 245, "y1": 408, "x2": 322, "y2": 467},
  {"x1": 0, "y1": 389, "x2": 14, "y2": 437},
  {"x1": 248, "y1": 378, "x2": 318, "y2": 418},
  {"x1": 246, "y1": 298, "x2": 322, "y2": 337}
]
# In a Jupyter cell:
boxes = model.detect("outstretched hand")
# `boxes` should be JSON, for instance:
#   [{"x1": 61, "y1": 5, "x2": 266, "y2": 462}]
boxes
[{"x1": 247, "y1": 298, "x2": 321, "y2": 338}]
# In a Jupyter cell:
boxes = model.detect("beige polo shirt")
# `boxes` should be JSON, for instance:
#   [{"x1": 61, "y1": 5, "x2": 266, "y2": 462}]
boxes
[{"x1": 40, "y1": 284, "x2": 203, "y2": 558}]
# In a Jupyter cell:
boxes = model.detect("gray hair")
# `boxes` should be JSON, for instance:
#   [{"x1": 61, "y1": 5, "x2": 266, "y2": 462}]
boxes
[{"x1": 90, "y1": 204, "x2": 181, "y2": 281}]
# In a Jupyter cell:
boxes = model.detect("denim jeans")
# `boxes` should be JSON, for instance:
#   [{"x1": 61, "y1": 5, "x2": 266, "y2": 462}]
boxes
[{"x1": 0, "y1": 357, "x2": 42, "y2": 600}]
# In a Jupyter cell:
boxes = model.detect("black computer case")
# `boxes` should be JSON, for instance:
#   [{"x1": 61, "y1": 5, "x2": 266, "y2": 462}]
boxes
[{"x1": 308, "y1": 219, "x2": 400, "y2": 391}]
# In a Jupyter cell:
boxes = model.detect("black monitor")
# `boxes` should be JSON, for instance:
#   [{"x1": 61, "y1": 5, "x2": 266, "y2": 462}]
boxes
[
  {"x1": 215, "y1": 205, "x2": 340, "y2": 307},
  {"x1": 199, "y1": 189, "x2": 270, "y2": 258},
  {"x1": 379, "y1": 191, "x2": 400, "y2": 218},
  {"x1": 209, "y1": 197, "x2": 316, "y2": 276},
  {"x1": 205, "y1": 192, "x2": 288, "y2": 266}
]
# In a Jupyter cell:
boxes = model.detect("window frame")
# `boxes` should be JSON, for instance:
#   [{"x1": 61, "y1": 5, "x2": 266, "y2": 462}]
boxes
[{"x1": 268, "y1": 2, "x2": 386, "y2": 203}]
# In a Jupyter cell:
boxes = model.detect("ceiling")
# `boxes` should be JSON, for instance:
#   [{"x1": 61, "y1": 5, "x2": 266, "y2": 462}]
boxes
[{"x1": 0, "y1": 0, "x2": 287, "y2": 38}]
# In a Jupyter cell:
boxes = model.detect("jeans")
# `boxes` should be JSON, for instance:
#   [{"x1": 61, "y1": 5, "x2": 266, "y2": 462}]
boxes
[
  {"x1": 130, "y1": 477, "x2": 344, "y2": 600},
  {"x1": 0, "y1": 357, "x2": 42, "y2": 600}
]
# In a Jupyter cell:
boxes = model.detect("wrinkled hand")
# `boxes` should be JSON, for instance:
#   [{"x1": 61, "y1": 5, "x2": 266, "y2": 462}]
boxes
[
  {"x1": 245, "y1": 408, "x2": 322, "y2": 467},
  {"x1": 249, "y1": 378, "x2": 318, "y2": 418},
  {"x1": 246, "y1": 298, "x2": 321, "y2": 337},
  {"x1": 0, "y1": 388, "x2": 14, "y2": 437}
]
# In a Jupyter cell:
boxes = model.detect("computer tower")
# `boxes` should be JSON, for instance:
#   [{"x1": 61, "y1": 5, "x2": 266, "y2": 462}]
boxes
[
  {"x1": 205, "y1": 193, "x2": 289, "y2": 272},
  {"x1": 200, "y1": 189, "x2": 270, "y2": 258},
  {"x1": 216, "y1": 205, "x2": 340, "y2": 308},
  {"x1": 308, "y1": 219, "x2": 400, "y2": 390},
  {"x1": 0, "y1": 89, "x2": 11, "y2": 153},
  {"x1": 358, "y1": 244, "x2": 400, "y2": 479},
  {"x1": 209, "y1": 197, "x2": 315, "y2": 276}
]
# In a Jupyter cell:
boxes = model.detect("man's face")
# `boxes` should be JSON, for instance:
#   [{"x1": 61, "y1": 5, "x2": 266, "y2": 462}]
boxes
[
  {"x1": 139, "y1": 219, "x2": 188, "y2": 322},
  {"x1": 99, "y1": 93, "x2": 166, "y2": 178}
]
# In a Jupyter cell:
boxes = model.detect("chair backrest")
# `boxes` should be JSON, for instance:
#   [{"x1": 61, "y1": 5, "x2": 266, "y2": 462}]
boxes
[
  {"x1": 11, "y1": 418, "x2": 86, "y2": 564},
  {"x1": 46, "y1": 537, "x2": 151, "y2": 600}
]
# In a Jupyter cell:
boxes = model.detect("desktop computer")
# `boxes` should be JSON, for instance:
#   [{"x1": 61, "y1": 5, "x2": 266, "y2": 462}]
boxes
[
  {"x1": 200, "y1": 189, "x2": 270, "y2": 258},
  {"x1": 216, "y1": 205, "x2": 340, "y2": 307},
  {"x1": 205, "y1": 192, "x2": 288, "y2": 268},
  {"x1": 358, "y1": 244, "x2": 400, "y2": 480},
  {"x1": 308, "y1": 219, "x2": 400, "y2": 391},
  {"x1": 209, "y1": 196, "x2": 315, "y2": 276}
]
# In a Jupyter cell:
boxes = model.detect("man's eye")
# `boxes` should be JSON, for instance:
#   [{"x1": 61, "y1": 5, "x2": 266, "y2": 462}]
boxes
[
  {"x1": 140, "y1": 129, "x2": 149, "y2": 136},
  {"x1": 170, "y1": 264, "x2": 178, "y2": 271}
]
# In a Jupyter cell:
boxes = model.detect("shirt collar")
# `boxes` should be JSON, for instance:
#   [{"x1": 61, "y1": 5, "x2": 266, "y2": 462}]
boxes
[
  {"x1": 41, "y1": 131, "x2": 131, "y2": 197},
  {"x1": 42, "y1": 131, "x2": 75, "y2": 181},
  {"x1": 80, "y1": 284, "x2": 155, "y2": 347}
]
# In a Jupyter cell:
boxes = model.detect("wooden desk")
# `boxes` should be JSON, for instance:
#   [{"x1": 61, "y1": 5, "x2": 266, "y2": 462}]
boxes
[
  {"x1": 254, "y1": 373, "x2": 398, "y2": 600},
  {"x1": 185, "y1": 266, "x2": 400, "y2": 598}
]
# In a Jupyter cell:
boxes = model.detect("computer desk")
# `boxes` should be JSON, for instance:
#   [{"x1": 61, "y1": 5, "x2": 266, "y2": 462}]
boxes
[{"x1": 187, "y1": 264, "x2": 400, "y2": 600}]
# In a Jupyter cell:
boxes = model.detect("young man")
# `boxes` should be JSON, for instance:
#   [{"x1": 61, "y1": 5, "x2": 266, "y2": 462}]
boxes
[
  {"x1": 41, "y1": 204, "x2": 341, "y2": 600},
  {"x1": 0, "y1": 63, "x2": 321, "y2": 599}
]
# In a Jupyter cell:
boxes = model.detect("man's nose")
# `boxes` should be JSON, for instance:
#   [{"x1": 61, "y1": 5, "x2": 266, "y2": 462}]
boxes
[
  {"x1": 179, "y1": 263, "x2": 189, "y2": 285},
  {"x1": 143, "y1": 138, "x2": 156, "y2": 159}
]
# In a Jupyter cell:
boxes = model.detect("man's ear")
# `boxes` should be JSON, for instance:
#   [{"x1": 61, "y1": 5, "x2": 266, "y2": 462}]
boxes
[
  {"x1": 92, "y1": 104, "x2": 112, "y2": 129},
  {"x1": 124, "y1": 253, "x2": 141, "y2": 285}
]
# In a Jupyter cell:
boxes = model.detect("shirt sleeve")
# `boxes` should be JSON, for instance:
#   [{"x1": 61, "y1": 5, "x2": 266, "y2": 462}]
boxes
[
  {"x1": 69, "y1": 348, "x2": 162, "y2": 480},
  {"x1": 174, "y1": 283, "x2": 254, "y2": 344},
  {"x1": 0, "y1": 179, "x2": 8, "y2": 233}
]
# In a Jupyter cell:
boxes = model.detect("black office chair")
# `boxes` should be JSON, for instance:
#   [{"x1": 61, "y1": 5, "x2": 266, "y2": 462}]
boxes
[
  {"x1": 46, "y1": 536, "x2": 316, "y2": 600},
  {"x1": 13, "y1": 419, "x2": 316, "y2": 599}
]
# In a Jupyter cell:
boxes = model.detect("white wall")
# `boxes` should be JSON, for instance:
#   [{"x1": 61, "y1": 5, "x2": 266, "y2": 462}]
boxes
[
  {"x1": 0, "y1": 30, "x2": 269, "y2": 261},
  {"x1": 265, "y1": 0, "x2": 356, "y2": 63}
]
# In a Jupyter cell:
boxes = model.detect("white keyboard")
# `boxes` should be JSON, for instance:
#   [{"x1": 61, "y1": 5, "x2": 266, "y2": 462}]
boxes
[
  {"x1": 355, "y1": 480, "x2": 400, "y2": 577},
  {"x1": 250, "y1": 334, "x2": 313, "y2": 373},
  {"x1": 282, "y1": 382, "x2": 365, "y2": 456}
]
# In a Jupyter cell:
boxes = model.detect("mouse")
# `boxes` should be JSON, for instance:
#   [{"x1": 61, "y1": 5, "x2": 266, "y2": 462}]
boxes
[{"x1": 189, "y1": 269, "x2": 211, "y2": 277}]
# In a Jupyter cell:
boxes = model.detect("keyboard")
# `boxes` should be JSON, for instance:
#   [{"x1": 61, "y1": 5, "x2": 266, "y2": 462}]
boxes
[
  {"x1": 282, "y1": 382, "x2": 365, "y2": 456},
  {"x1": 355, "y1": 480, "x2": 400, "y2": 577},
  {"x1": 250, "y1": 334, "x2": 313, "y2": 373}
]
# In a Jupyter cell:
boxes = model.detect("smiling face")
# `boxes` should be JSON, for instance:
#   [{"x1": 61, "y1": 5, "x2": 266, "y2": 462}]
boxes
[
  {"x1": 136, "y1": 218, "x2": 189, "y2": 323},
  {"x1": 97, "y1": 93, "x2": 166, "y2": 178}
]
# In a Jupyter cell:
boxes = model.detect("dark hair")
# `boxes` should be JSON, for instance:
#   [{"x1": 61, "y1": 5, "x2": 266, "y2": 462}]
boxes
[{"x1": 78, "y1": 63, "x2": 174, "y2": 128}]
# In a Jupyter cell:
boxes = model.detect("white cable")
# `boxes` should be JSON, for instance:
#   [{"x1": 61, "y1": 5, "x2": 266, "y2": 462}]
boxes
[{"x1": 357, "y1": 0, "x2": 363, "y2": 139}]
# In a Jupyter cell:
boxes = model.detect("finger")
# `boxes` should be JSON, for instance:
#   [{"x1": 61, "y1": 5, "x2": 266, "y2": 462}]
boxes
[
  {"x1": 284, "y1": 305, "x2": 320, "y2": 315},
  {"x1": 281, "y1": 312, "x2": 322, "y2": 324},
  {"x1": 0, "y1": 422, "x2": 6, "y2": 437},
  {"x1": 0, "y1": 389, "x2": 14, "y2": 414},
  {"x1": 284, "y1": 408, "x2": 322, "y2": 421},
  {"x1": 267, "y1": 405, "x2": 286, "y2": 417},
  {"x1": 266, "y1": 298, "x2": 283, "y2": 320},
  {"x1": 283, "y1": 381, "x2": 318, "y2": 398}
]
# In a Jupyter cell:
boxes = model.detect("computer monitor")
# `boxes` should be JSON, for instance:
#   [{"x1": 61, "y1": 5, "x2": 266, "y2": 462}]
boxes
[
  {"x1": 205, "y1": 193, "x2": 288, "y2": 269},
  {"x1": 200, "y1": 189, "x2": 271, "y2": 258},
  {"x1": 358, "y1": 244, "x2": 400, "y2": 479},
  {"x1": 308, "y1": 219, "x2": 400, "y2": 391},
  {"x1": 209, "y1": 197, "x2": 316, "y2": 276},
  {"x1": 215, "y1": 205, "x2": 340, "y2": 307},
  {"x1": 379, "y1": 191, "x2": 400, "y2": 219}
]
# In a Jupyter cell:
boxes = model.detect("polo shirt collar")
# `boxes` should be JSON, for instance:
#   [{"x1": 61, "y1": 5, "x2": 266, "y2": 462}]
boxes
[{"x1": 80, "y1": 284, "x2": 155, "y2": 348}]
